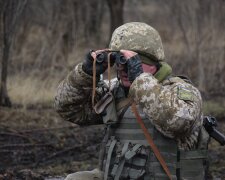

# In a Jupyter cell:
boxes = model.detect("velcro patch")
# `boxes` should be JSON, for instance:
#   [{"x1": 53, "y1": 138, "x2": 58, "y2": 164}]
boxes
[{"x1": 177, "y1": 86, "x2": 196, "y2": 102}]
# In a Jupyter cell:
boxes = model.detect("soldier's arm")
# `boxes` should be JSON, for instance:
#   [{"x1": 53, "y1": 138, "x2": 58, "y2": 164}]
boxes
[
  {"x1": 129, "y1": 73, "x2": 202, "y2": 138},
  {"x1": 54, "y1": 63, "x2": 103, "y2": 125}
]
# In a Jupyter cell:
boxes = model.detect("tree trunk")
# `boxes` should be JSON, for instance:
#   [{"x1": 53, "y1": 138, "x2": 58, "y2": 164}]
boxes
[
  {"x1": 0, "y1": 32, "x2": 11, "y2": 107},
  {"x1": 106, "y1": 0, "x2": 124, "y2": 38},
  {"x1": 0, "y1": 0, "x2": 11, "y2": 107},
  {"x1": 0, "y1": 0, "x2": 27, "y2": 107}
]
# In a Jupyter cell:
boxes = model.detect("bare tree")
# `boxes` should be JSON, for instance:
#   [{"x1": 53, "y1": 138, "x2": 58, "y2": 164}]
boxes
[
  {"x1": 164, "y1": 0, "x2": 225, "y2": 96},
  {"x1": 0, "y1": 0, "x2": 27, "y2": 106},
  {"x1": 106, "y1": 0, "x2": 124, "y2": 38}
]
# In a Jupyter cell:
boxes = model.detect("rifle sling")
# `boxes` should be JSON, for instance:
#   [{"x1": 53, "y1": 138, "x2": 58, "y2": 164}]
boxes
[{"x1": 131, "y1": 102, "x2": 172, "y2": 180}]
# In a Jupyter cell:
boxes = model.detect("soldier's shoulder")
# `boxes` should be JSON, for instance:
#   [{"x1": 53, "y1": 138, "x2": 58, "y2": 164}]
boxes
[{"x1": 162, "y1": 75, "x2": 202, "y2": 102}]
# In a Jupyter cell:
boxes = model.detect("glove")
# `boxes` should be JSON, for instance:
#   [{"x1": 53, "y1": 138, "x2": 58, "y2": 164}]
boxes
[
  {"x1": 82, "y1": 50, "x2": 108, "y2": 76},
  {"x1": 127, "y1": 55, "x2": 143, "y2": 83}
]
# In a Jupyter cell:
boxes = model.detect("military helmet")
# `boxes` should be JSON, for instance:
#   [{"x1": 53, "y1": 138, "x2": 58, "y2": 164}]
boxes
[{"x1": 109, "y1": 22, "x2": 165, "y2": 62}]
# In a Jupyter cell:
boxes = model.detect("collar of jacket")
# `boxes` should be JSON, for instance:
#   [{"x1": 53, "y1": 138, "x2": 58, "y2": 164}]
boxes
[{"x1": 154, "y1": 62, "x2": 172, "y2": 83}]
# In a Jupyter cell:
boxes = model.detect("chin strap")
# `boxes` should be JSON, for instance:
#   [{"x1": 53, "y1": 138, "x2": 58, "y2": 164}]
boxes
[{"x1": 131, "y1": 102, "x2": 172, "y2": 180}]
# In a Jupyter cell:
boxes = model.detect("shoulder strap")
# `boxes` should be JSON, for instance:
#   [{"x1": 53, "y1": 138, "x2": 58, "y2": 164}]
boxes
[
  {"x1": 177, "y1": 75, "x2": 193, "y2": 84},
  {"x1": 104, "y1": 139, "x2": 117, "y2": 180},
  {"x1": 116, "y1": 98, "x2": 132, "y2": 112},
  {"x1": 162, "y1": 75, "x2": 192, "y2": 86}
]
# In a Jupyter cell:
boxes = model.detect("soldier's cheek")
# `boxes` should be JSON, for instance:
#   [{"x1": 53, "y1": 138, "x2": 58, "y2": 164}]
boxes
[{"x1": 121, "y1": 78, "x2": 131, "y2": 87}]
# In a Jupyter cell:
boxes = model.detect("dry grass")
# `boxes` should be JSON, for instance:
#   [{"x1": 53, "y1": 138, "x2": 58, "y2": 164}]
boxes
[
  {"x1": 8, "y1": 74, "x2": 60, "y2": 108},
  {"x1": 203, "y1": 100, "x2": 225, "y2": 120}
]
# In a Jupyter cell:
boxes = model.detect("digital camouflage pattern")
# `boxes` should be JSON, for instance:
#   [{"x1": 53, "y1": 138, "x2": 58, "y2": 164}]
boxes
[
  {"x1": 55, "y1": 63, "x2": 103, "y2": 125},
  {"x1": 109, "y1": 22, "x2": 165, "y2": 61},
  {"x1": 55, "y1": 63, "x2": 203, "y2": 150},
  {"x1": 129, "y1": 73, "x2": 203, "y2": 150}
]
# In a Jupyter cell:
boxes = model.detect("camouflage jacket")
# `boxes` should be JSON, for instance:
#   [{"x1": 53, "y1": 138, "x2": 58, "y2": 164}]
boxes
[{"x1": 55, "y1": 63, "x2": 203, "y2": 150}]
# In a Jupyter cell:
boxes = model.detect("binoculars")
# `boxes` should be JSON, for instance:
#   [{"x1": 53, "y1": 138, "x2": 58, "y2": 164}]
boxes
[{"x1": 96, "y1": 51, "x2": 127, "y2": 65}]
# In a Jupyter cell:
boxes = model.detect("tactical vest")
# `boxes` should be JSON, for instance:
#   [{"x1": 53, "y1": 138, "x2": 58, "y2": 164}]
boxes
[
  {"x1": 99, "y1": 80, "x2": 208, "y2": 180},
  {"x1": 101, "y1": 107, "x2": 208, "y2": 180}
]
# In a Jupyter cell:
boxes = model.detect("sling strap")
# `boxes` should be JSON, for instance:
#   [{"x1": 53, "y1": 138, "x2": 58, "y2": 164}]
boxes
[
  {"x1": 131, "y1": 102, "x2": 172, "y2": 180},
  {"x1": 104, "y1": 138, "x2": 117, "y2": 180},
  {"x1": 113, "y1": 142, "x2": 129, "y2": 180},
  {"x1": 112, "y1": 143, "x2": 145, "y2": 180},
  {"x1": 92, "y1": 52, "x2": 112, "y2": 107}
]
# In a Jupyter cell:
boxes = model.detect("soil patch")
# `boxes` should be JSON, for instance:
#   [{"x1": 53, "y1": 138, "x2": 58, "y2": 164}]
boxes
[{"x1": 0, "y1": 107, "x2": 224, "y2": 179}]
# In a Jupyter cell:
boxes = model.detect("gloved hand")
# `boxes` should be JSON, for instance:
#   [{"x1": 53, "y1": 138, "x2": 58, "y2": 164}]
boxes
[
  {"x1": 120, "y1": 50, "x2": 143, "y2": 83},
  {"x1": 82, "y1": 50, "x2": 109, "y2": 76}
]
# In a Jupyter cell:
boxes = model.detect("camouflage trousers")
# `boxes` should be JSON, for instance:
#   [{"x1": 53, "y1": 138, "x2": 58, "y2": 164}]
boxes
[{"x1": 64, "y1": 169, "x2": 103, "y2": 180}]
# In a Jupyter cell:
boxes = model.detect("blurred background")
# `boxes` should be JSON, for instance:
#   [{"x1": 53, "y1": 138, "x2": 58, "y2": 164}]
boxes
[{"x1": 0, "y1": 0, "x2": 224, "y2": 179}]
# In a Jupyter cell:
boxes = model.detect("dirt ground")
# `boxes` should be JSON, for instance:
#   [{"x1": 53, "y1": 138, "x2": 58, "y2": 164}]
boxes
[{"x1": 0, "y1": 107, "x2": 224, "y2": 179}]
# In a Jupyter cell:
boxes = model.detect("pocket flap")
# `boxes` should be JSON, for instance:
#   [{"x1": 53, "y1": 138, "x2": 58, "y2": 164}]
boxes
[{"x1": 94, "y1": 92, "x2": 113, "y2": 114}]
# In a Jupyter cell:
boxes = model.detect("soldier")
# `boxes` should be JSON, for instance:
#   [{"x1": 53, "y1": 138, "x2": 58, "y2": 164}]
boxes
[{"x1": 55, "y1": 22, "x2": 209, "y2": 180}]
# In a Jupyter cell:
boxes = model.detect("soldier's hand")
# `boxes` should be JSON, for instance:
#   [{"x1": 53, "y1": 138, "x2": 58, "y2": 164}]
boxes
[
  {"x1": 82, "y1": 49, "x2": 109, "y2": 76},
  {"x1": 120, "y1": 50, "x2": 143, "y2": 83}
]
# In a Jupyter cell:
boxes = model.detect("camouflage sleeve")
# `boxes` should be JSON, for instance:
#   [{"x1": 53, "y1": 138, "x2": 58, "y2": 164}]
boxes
[
  {"x1": 129, "y1": 73, "x2": 203, "y2": 139},
  {"x1": 54, "y1": 63, "x2": 103, "y2": 125}
]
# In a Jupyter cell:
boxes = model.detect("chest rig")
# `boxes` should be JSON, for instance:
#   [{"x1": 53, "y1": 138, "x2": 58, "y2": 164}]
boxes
[
  {"x1": 103, "y1": 106, "x2": 178, "y2": 180},
  {"x1": 97, "y1": 81, "x2": 208, "y2": 180}
]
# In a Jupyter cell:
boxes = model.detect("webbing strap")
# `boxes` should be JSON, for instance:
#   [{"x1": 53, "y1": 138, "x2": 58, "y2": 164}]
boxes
[
  {"x1": 114, "y1": 142, "x2": 129, "y2": 180},
  {"x1": 179, "y1": 150, "x2": 208, "y2": 160},
  {"x1": 116, "y1": 98, "x2": 132, "y2": 112},
  {"x1": 113, "y1": 144, "x2": 144, "y2": 180},
  {"x1": 104, "y1": 139, "x2": 117, "y2": 180},
  {"x1": 125, "y1": 144, "x2": 142, "y2": 160},
  {"x1": 131, "y1": 103, "x2": 172, "y2": 180}
]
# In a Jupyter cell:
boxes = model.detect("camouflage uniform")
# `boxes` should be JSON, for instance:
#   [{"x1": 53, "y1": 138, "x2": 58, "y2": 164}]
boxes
[
  {"x1": 55, "y1": 63, "x2": 202, "y2": 150},
  {"x1": 55, "y1": 22, "x2": 208, "y2": 179}
]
